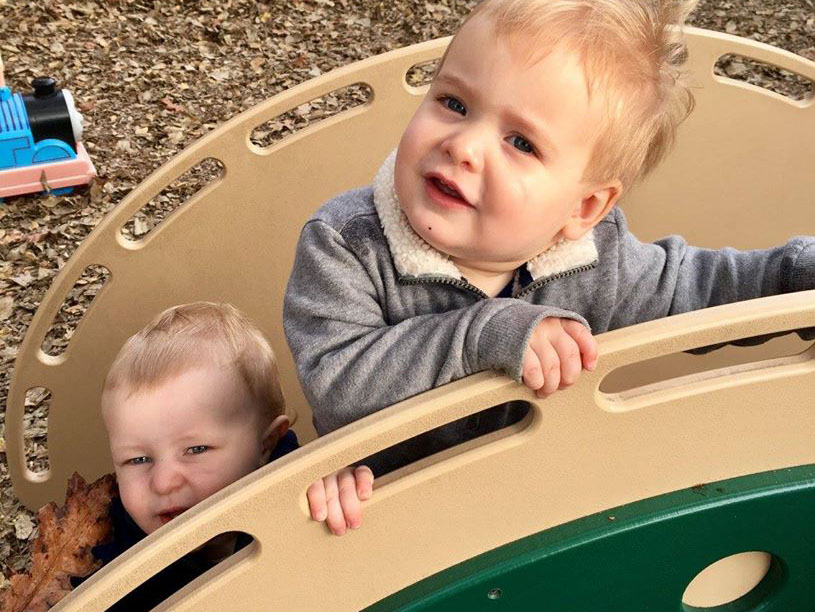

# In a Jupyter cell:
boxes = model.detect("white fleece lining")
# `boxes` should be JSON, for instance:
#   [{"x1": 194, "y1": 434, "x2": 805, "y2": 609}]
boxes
[{"x1": 373, "y1": 150, "x2": 598, "y2": 283}]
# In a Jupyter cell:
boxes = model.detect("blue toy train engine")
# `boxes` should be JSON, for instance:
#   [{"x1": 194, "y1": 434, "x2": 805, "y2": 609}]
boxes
[
  {"x1": 0, "y1": 57, "x2": 96, "y2": 199},
  {"x1": 0, "y1": 76, "x2": 85, "y2": 169}
]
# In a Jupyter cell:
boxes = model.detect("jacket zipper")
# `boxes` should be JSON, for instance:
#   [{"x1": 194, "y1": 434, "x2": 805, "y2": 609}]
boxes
[
  {"x1": 515, "y1": 263, "x2": 598, "y2": 298},
  {"x1": 399, "y1": 261, "x2": 598, "y2": 300},
  {"x1": 399, "y1": 276, "x2": 490, "y2": 298}
]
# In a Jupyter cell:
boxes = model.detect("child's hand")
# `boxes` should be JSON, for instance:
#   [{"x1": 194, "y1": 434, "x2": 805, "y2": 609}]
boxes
[
  {"x1": 522, "y1": 318, "x2": 597, "y2": 398},
  {"x1": 307, "y1": 465, "x2": 374, "y2": 536}
]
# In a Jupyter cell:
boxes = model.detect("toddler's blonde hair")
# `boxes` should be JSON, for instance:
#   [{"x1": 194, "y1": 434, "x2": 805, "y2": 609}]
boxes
[
  {"x1": 461, "y1": 0, "x2": 697, "y2": 189},
  {"x1": 103, "y1": 302, "x2": 285, "y2": 421}
]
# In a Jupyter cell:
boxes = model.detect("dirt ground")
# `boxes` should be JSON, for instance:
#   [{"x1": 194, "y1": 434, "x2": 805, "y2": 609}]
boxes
[{"x1": 0, "y1": 0, "x2": 813, "y2": 584}]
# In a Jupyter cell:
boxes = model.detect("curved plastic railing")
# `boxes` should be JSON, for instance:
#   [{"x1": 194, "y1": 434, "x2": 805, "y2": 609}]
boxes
[{"x1": 55, "y1": 291, "x2": 815, "y2": 611}]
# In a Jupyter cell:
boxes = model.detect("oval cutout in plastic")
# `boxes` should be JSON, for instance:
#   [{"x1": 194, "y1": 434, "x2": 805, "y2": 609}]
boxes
[
  {"x1": 332, "y1": 400, "x2": 533, "y2": 481},
  {"x1": 249, "y1": 83, "x2": 373, "y2": 149},
  {"x1": 714, "y1": 53, "x2": 815, "y2": 101},
  {"x1": 40, "y1": 264, "x2": 110, "y2": 357},
  {"x1": 84, "y1": 531, "x2": 256, "y2": 609},
  {"x1": 599, "y1": 333, "x2": 812, "y2": 396},
  {"x1": 405, "y1": 59, "x2": 440, "y2": 89},
  {"x1": 120, "y1": 157, "x2": 225, "y2": 242},
  {"x1": 682, "y1": 551, "x2": 776, "y2": 609},
  {"x1": 24, "y1": 386, "x2": 51, "y2": 475}
]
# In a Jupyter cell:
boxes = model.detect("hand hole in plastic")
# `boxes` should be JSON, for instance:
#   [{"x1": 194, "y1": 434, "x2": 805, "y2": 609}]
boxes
[
  {"x1": 714, "y1": 54, "x2": 814, "y2": 102},
  {"x1": 249, "y1": 83, "x2": 373, "y2": 150},
  {"x1": 682, "y1": 551, "x2": 780, "y2": 611},
  {"x1": 119, "y1": 157, "x2": 225, "y2": 242},
  {"x1": 404, "y1": 59, "x2": 440, "y2": 90},
  {"x1": 40, "y1": 264, "x2": 110, "y2": 357},
  {"x1": 24, "y1": 386, "x2": 51, "y2": 477},
  {"x1": 599, "y1": 334, "x2": 813, "y2": 410}
]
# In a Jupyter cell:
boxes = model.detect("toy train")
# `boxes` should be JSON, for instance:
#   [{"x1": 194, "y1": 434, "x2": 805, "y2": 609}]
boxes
[{"x1": 0, "y1": 52, "x2": 96, "y2": 199}]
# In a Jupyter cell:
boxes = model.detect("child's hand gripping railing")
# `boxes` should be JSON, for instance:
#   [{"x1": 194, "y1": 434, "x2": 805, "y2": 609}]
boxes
[
  {"x1": 53, "y1": 290, "x2": 815, "y2": 611},
  {"x1": 3, "y1": 26, "x2": 814, "y2": 609}
]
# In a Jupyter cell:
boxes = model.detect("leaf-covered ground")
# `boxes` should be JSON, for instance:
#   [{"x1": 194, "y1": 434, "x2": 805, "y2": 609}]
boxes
[{"x1": 1, "y1": 0, "x2": 813, "y2": 584}]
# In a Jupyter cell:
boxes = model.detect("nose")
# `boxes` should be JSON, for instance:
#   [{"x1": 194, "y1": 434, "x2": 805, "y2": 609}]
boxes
[
  {"x1": 442, "y1": 124, "x2": 485, "y2": 173},
  {"x1": 151, "y1": 460, "x2": 185, "y2": 495}
]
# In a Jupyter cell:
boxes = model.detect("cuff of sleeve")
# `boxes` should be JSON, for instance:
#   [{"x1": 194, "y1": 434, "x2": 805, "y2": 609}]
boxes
[
  {"x1": 476, "y1": 301, "x2": 590, "y2": 382},
  {"x1": 784, "y1": 239, "x2": 815, "y2": 294}
]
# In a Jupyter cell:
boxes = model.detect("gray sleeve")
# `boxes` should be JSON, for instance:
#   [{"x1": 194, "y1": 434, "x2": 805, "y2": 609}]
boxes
[
  {"x1": 284, "y1": 219, "x2": 587, "y2": 435},
  {"x1": 607, "y1": 211, "x2": 815, "y2": 330}
]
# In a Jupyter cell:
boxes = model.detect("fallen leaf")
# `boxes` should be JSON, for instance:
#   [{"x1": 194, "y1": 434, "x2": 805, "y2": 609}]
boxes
[
  {"x1": 160, "y1": 97, "x2": 187, "y2": 113},
  {"x1": 0, "y1": 473, "x2": 116, "y2": 612},
  {"x1": 133, "y1": 217, "x2": 150, "y2": 236},
  {"x1": 210, "y1": 68, "x2": 230, "y2": 81},
  {"x1": 0, "y1": 296, "x2": 13, "y2": 321},
  {"x1": 25, "y1": 231, "x2": 49, "y2": 244},
  {"x1": 14, "y1": 515, "x2": 33, "y2": 541},
  {"x1": 11, "y1": 273, "x2": 34, "y2": 288}
]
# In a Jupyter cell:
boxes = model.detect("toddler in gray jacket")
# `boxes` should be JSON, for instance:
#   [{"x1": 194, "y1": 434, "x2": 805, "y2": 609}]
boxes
[{"x1": 285, "y1": 0, "x2": 815, "y2": 475}]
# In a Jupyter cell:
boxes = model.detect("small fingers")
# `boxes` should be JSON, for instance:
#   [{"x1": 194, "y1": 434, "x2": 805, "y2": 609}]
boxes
[
  {"x1": 562, "y1": 319, "x2": 598, "y2": 371},
  {"x1": 537, "y1": 338, "x2": 561, "y2": 397},
  {"x1": 322, "y1": 474, "x2": 347, "y2": 536},
  {"x1": 354, "y1": 465, "x2": 374, "y2": 501},
  {"x1": 521, "y1": 345, "x2": 544, "y2": 391},
  {"x1": 306, "y1": 479, "x2": 327, "y2": 522},
  {"x1": 338, "y1": 468, "x2": 362, "y2": 530},
  {"x1": 551, "y1": 326, "x2": 581, "y2": 389},
  {"x1": 310, "y1": 467, "x2": 374, "y2": 536}
]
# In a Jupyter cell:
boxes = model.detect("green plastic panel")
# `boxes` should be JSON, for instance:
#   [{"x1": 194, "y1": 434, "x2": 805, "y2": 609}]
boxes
[{"x1": 367, "y1": 465, "x2": 815, "y2": 612}]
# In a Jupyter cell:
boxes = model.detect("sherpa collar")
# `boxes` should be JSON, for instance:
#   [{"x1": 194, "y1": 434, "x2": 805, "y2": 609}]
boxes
[{"x1": 373, "y1": 150, "x2": 598, "y2": 283}]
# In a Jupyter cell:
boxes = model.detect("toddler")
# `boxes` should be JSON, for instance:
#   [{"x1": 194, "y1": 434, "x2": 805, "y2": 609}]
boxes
[
  {"x1": 284, "y1": 0, "x2": 815, "y2": 475},
  {"x1": 73, "y1": 302, "x2": 371, "y2": 610}
]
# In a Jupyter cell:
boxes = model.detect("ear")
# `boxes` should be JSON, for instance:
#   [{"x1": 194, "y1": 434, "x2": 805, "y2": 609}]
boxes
[
  {"x1": 259, "y1": 414, "x2": 290, "y2": 465},
  {"x1": 560, "y1": 180, "x2": 622, "y2": 241}
]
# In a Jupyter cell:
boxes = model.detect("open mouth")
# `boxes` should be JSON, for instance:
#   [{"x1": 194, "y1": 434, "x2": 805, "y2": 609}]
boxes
[
  {"x1": 158, "y1": 507, "x2": 188, "y2": 524},
  {"x1": 433, "y1": 177, "x2": 462, "y2": 199},
  {"x1": 427, "y1": 176, "x2": 471, "y2": 207}
]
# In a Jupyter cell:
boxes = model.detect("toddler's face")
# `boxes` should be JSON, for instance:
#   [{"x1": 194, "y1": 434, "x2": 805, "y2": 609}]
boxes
[
  {"x1": 103, "y1": 364, "x2": 277, "y2": 535},
  {"x1": 394, "y1": 15, "x2": 611, "y2": 273}
]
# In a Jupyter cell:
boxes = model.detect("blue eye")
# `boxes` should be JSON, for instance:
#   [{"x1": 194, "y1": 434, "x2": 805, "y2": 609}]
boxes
[
  {"x1": 127, "y1": 456, "x2": 151, "y2": 465},
  {"x1": 508, "y1": 135, "x2": 535, "y2": 154},
  {"x1": 441, "y1": 96, "x2": 466, "y2": 115},
  {"x1": 186, "y1": 445, "x2": 209, "y2": 455}
]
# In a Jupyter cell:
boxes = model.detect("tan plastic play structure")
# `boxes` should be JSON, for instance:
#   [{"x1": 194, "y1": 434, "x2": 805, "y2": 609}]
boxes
[{"x1": 5, "y1": 27, "x2": 815, "y2": 611}]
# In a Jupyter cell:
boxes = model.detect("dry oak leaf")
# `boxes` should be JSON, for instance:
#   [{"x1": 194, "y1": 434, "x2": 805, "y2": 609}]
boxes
[{"x1": 1, "y1": 473, "x2": 116, "y2": 612}]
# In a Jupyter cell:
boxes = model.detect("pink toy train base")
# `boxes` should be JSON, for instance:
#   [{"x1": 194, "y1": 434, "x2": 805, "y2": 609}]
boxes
[{"x1": 0, "y1": 142, "x2": 96, "y2": 199}]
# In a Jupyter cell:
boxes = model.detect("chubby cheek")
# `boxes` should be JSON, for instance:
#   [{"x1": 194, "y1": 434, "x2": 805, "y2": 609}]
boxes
[
  {"x1": 394, "y1": 144, "x2": 418, "y2": 210},
  {"x1": 116, "y1": 475, "x2": 154, "y2": 532},
  {"x1": 394, "y1": 109, "x2": 436, "y2": 193},
  {"x1": 483, "y1": 179, "x2": 527, "y2": 233},
  {"x1": 192, "y1": 457, "x2": 257, "y2": 500}
]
